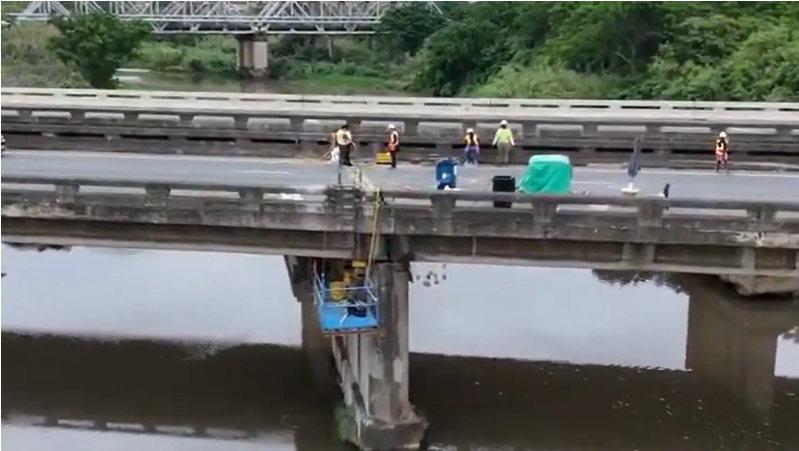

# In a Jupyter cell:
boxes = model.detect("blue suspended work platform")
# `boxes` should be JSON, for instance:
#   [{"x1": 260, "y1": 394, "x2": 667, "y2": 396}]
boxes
[{"x1": 313, "y1": 262, "x2": 381, "y2": 336}]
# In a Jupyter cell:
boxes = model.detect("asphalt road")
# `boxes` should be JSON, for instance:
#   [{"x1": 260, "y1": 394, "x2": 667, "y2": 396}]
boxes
[{"x1": 2, "y1": 150, "x2": 799, "y2": 202}]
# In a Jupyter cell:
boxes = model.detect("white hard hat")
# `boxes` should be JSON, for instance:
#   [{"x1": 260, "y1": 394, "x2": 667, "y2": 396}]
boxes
[
  {"x1": 387, "y1": 124, "x2": 396, "y2": 130},
  {"x1": 466, "y1": 128, "x2": 474, "y2": 133},
  {"x1": 500, "y1": 119, "x2": 508, "y2": 126},
  {"x1": 719, "y1": 131, "x2": 727, "y2": 138}
]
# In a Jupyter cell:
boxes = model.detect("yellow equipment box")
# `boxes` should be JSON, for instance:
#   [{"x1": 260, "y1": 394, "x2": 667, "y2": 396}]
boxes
[{"x1": 375, "y1": 152, "x2": 392, "y2": 165}]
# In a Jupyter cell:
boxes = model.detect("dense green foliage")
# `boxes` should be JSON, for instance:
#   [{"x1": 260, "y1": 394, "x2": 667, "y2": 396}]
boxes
[
  {"x1": 47, "y1": 12, "x2": 150, "y2": 88},
  {"x1": 393, "y1": 1, "x2": 799, "y2": 100},
  {"x1": 2, "y1": 1, "x2": 797, "y2": 100}
]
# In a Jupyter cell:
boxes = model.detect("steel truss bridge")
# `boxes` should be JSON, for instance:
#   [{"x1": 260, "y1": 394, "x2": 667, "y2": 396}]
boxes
[{"x1": 11, "y1": 1, "x2": 441, "y2": 35}]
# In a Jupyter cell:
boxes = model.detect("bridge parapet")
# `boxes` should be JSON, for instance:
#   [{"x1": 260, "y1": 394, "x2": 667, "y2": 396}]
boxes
[
  {"x1": 4, "y1": 87, "x2": 799, "y2": 113},
  {"x1": 5, "y1": 89, "x2": 799, "y2": 162},
  {"x1": 3, "y1": 177, "x2": 799, "y2": 275}
]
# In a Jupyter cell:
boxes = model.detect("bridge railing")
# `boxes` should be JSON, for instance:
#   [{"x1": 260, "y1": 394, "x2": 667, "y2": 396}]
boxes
[
  {"x1": 4, "y1": 176, "x2": 799, "y2": 224},
  {"x1": 3, "y1": 96, "x2": 798, "y2": 134},
  {"x1": 3, "y1": 87, "x2": 799, "y2": 112}
]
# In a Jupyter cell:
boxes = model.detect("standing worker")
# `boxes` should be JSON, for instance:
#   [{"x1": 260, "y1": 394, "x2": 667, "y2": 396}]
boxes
[
  {"x1": 463, "y1": 128, "x2": 480, "y2": 166},
  {"x1": 715, "y1": 131, "x2": 729, "y2": 173},
  {"x1": 336, "y1": 123, "x2": 355, "y2": 167},
  {"x1": 492, "y1": 119, "x2": 515, "y2": 166},
  {"x1": 386, "y1": 124, "x2": 400, "y2": 169}
]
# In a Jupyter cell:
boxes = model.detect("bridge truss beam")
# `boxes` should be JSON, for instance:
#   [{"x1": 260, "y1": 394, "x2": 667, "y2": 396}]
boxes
[{"x1": 12, "y1": 1, "x2": 441, "y2": 35}]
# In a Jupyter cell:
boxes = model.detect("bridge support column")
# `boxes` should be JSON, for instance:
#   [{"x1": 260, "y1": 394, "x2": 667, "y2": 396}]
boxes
[
  {"x1": 685, "y1": 287, "x2": 785, "y2": 417},
  {"x1": 237, "y1": 34, "x2": 269, "y2": 79},
  {"x1": 332, "y1": 262, "x2": 427, "y2": 450},
  {"x1": 289, "y1": 257, "x2": 335, "y2": 389}
]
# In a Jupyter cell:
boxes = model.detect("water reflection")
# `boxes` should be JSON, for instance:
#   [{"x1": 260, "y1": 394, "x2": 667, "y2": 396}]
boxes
[
  {"x1": 3, "y1": 334, "x2": 798, "y2": 451},
  {"x1": 2, "y1": 244, "x2": 798, "y2": 450}
]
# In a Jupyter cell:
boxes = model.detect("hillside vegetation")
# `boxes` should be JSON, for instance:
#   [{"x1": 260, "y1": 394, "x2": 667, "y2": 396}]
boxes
[{"x1": 2, "y1": 1, "x2": 797, "y2": 100}]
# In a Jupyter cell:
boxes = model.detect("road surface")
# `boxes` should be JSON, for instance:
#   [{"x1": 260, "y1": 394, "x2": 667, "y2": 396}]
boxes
[{"x1": 2, "y1": 150, "x2": 798, "y2": 201}]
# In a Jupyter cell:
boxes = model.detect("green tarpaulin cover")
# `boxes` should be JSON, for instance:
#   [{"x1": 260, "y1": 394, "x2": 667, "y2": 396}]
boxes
[{"x1": 516, "y1": 154, "x2": 573, "y2": 194}]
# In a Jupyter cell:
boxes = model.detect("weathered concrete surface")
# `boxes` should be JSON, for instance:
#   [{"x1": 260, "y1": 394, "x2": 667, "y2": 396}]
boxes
[
  {"x1": 720, "y1": 275, "x2": 799, "y2": 296},
  {"x1": 330, "y1": 261, "x2": 427, "y2": 450},
  {"x1": 2, "y1": 177, "x2": 799, "y2": 278},
  {"x1": 4, "y1": 87, "x2": 799, "y2": 112}
]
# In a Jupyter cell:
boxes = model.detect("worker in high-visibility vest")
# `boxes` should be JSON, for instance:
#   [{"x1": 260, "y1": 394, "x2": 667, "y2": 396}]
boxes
[
  {"x1": 386, "y1": 124, "x2": 400, "y2": 169},
  {"x1": 335, "y1": 124, "x2": 355, "y2": 167},
  {"x1": 492, "y1": 119, "x2": 515, "y2": 166},
  {"x1": 715, "y1": 131, "x2": 729, "y2": 173},
  {"x1": 463, "y1": 128, "x2": 480, "y2": 166}
]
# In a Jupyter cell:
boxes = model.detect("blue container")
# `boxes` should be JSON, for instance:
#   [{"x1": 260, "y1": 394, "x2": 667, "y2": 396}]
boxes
[{"x1": 435, "y1": 158, "x2": 458, "y2": 190}]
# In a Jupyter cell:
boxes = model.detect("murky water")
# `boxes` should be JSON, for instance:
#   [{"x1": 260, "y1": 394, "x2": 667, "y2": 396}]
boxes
[{"x1": 2, "y1": 243, "x2": 798, "y2": 450}]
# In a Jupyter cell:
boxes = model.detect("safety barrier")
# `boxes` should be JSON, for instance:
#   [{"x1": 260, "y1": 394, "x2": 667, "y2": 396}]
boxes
[
  {"x1": 4, "y1": 177, "x2": 798, "y2": 275},
  {"x1": 3, "y1": 176, "x2": 798, "y2": 223},
  {"x1": 4, "y1": 87, "x2": 799, "y2": 112}
]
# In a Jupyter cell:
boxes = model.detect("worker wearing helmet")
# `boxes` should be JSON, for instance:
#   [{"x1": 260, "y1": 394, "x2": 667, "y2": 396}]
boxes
[
  {"x1": 492, "y1": 119, "x2": 515, "y2": 166},
  {"x1": 386, "y1": 124, "x2": 400, "y2": 169},
  {"x1": 715, "y1": 131, "x2": 729, "y2": 173},
  {"x1": 464, "y1": 128, "x2": 480, "y2": 166},
  {"x1": 335, "y1": 123, "x2": 355, "y2": 167}
]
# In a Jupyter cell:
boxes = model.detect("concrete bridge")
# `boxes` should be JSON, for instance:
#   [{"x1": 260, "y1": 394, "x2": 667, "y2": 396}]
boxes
[
  {"x1": 3, "y1": 153, "x2": 799, "y2": 449},
  {"x1": 3, "y1": 88, "x2": 799, "y2": 166}
]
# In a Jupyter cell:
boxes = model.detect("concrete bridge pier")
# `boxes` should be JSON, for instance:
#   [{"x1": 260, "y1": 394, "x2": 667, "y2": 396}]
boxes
[
  {"x1": 684, "y1": 283, "x2": 794, "y2": 417},
  {"x1": 237, "y1": 34, "x2": 269, "y2": 79},
  {"x1": 287, "y1": 256, "x2": 335, "y2": 389},
  {"x1": 331, "y1": 262, "x2": 427, "y2": 450}
]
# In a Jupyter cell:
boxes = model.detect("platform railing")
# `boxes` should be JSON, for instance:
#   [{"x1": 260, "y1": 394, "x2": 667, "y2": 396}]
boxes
[{"x1": 312, "y1": 271, "x2": 380, "y2": 333}]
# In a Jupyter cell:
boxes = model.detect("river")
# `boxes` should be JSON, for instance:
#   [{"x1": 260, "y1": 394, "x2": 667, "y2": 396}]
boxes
[{"x1": 2, "y1": 244, "x2": 798, "y2": 451}]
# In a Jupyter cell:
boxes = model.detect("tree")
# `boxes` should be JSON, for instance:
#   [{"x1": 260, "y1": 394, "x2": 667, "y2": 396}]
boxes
[
  {"x1": 377, "y1": 3, "x2": 445, "y2": 56},
  {"x1": 47, "y1": 12, "x2": 150, "y2": 89}
]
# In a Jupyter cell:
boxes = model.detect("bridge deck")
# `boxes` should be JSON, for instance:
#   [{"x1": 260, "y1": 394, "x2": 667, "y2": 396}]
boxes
[{"x1": 3, "y1": 151, "x2": 798, "y2": 203}]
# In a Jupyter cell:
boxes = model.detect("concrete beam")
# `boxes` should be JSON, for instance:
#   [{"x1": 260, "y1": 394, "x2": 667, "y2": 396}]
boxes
[{"x1": 3, "y1": 179, "x2": 799, "y2": 276}]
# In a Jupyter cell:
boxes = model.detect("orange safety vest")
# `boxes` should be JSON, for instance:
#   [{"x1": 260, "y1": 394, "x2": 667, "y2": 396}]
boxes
[
  {"x1": 387, "y1": 131, "x2": 399, "y2": 152},
  {"x1": 715, "y1": 139, "x2": 728, "y2": 156},
  {"x1": 465, "y1": 133, "x2": 479, "y2": 146}
]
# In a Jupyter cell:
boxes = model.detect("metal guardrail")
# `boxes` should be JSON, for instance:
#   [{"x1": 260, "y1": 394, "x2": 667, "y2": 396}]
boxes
[{"x1": 3, "y1": 87, "x2": 799, "y2": 112}]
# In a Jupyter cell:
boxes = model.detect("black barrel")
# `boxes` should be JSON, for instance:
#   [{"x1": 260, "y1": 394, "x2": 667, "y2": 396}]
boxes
[{"x1": 491, "y1": 175, "x2": 515, "y2": 208}]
